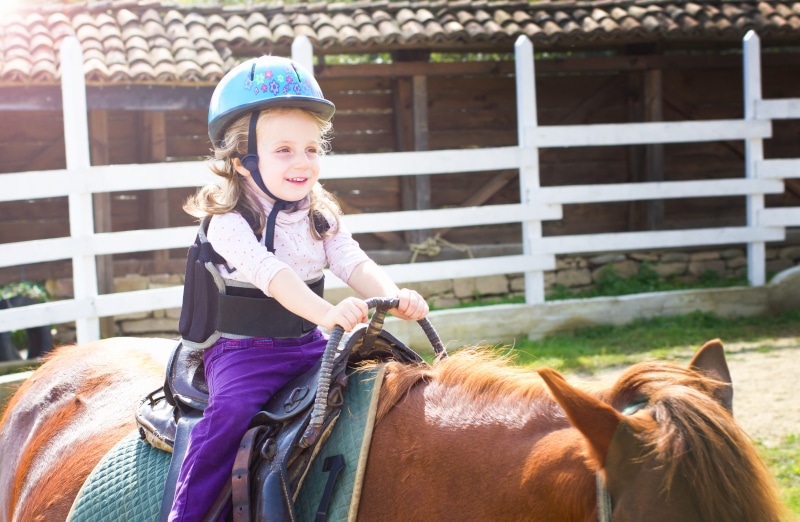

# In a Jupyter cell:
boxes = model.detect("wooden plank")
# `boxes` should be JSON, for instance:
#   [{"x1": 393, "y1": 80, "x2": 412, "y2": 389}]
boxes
[
  {"x1": 0, "y1": 298, "x2": 94, "y2": 331},
  {"x1": 627, "y1": 70, "x2": 645, "y2": 231},
  {"x1": 431, "y1": 129, "x2": 518, "y2": 149},
  {"x1": 0, "y1": 221, "x2": 69, "y2": 243},
  {"x1": 528, "y1": 119, "x2": 771, "y2": 148},
  {"x1": 0, "y1": 237, "x2": 75, "y2": 268},
  {"x1": 645, "y1": 68, "x2": 664, "y2": 230},
  {"x1": 335, "y1": 198, "x2": 405, "y2": 245},
  {"x1": 757, "y1": 159, "x2": 800, "y2": 179},
  {"x1": 91, "y1": 226, "x2": 198, "y2": 256},
  {"x1": 410, "y1": 74, "x2": 431, "y2": 244},
  {"x1": 342, "y1": 204, "x2": 561, "y2": 233},
  {"x1": 26, "y1": 137, "x2": 66, "y2": 172},
  {"x1": 428, "y1": 108, "x2": 517, "y2": 132},
  {"x1": 0, "y1": 198, "x2": 68, "y2": 220},
  {"x1": 325, "y1": 92, "x2": 394, "y2": 113},
  {"x1": 144, "y1": 112, "x2": 171, "y2": 273},
  {"x1": 88, "y1": 109, "x2": 115, "y2": 336},
  {"x1": 540, "y1": 226, "x2": 784, "y2": 255},
  {"x1": 0, "y1": 112, "x2": 65, "y2": 142},
  {"x1": 559, "y1": 75, "x2": 625, "y2": 125},
  {"x1": 435, "y1": 170, "x2": 519, "y2": 236},
  {"x1": 327, "y1": 133, "x2": 397, "y2": 154},
  {"x1": 323, "y1": 254, "x2": 556, "y2": 289},
  {"x1": 759, "y1": 207, "x2": 800, "y2": 226},
  {"x1": 323, "y1": 146, "x2": 521, "y2": 179},
  {"x1": 537, "y1": 179, "x2": 783, "y2": 204}
]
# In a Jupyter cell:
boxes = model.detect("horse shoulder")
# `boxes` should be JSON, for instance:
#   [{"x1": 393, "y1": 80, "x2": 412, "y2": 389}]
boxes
[{"x1": 361, "y1": 367, "x2": 595, "y2": 521}]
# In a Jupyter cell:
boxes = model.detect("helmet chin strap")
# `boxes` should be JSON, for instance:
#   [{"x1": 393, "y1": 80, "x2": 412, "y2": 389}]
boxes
[{"x1": 240, "y1": 112, "x2": 301, "y2": 253}]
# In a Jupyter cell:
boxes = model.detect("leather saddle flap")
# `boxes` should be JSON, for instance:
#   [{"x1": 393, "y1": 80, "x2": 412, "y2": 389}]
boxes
[
  {"x1": 166, "y1": 341, "x2": 209, "y2": 412},
  {"x1": 260, "y1": 358, "x2": 322, "y2": 423}
]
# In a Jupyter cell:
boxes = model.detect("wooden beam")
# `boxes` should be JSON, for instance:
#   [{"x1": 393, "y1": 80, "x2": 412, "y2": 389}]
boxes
[
  {"x1": 559, "y1": 75, "x2": 624, "y2": 125},
  {"x1": 627, "y1": 71, "x2": 646, "y2": 231},
  {"x1": 88, "y1": 109, "x2": 115, "y2": 338},
  {"x1": 336, "y1": 199, "x2": 405, "y2": 245},
  {"x1": 140, "y1": 112, "x2": 171, "y2": 273},
  {"x1": 393, "y1": 76, "x2": 415, "y2": 247},
  {"x1": 434, "y1": 170, "x2": 518, "y2": 236},
  {"x1": 410, "y1": 74, "x2": 431, "y2": 245},
  {"x1": 26, "y1": 138, "x2": 66, "y2": 172},
  {"x1": 644, "y1": 69, "x2": 664, "y2": 230},
  {"x1": 663, "y1": 95, "x2": 745, "y2": 159}
]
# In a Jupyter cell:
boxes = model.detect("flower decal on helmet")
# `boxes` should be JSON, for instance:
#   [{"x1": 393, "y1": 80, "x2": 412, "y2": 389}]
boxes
[{"x1": 208, "y1": 56, "x2": 335, "y2": 143}]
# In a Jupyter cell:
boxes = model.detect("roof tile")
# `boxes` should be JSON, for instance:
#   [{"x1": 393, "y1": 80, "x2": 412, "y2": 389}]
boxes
[{"x1": 2, "y1": 0, "x2": 799, "y2": 86}]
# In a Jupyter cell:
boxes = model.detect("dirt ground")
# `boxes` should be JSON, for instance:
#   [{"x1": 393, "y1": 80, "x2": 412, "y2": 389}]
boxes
[
  {"x1": 722, "y1": 339, "x2": 800, "y2": 446},
  {"x1": 587, "y1": 338, "x2": 800, "y2": 447}
]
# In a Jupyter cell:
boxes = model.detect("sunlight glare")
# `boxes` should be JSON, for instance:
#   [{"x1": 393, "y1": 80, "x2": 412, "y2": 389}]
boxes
[{"x1": 0, "y1": 0, "x2": 26, "y2": 17}]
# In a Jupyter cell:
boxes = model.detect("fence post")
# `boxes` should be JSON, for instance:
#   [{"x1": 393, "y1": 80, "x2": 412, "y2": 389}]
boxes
[
  {"x1": 743, "y1": 31, "x2": 767, "y2": 287},
  {"x1": 514, "y1": 36, "x2": 545, "y2": 304},
  {"x1": 292, "y1": 35, "x2": 314, "y2": 75},
  {"x1": 61, "y1": 37, "x2": 100, "y2": 342}
]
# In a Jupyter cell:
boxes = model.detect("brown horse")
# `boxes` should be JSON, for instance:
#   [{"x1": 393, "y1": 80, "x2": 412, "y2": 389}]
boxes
[{"x1": 0, "y1": 337, "x2": 786, "y2": 521}]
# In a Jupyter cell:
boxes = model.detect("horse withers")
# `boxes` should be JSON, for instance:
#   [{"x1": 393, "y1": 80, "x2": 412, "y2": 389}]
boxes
[{"x1": 0, "y1": 335, "x2": 787, "y2": 521}]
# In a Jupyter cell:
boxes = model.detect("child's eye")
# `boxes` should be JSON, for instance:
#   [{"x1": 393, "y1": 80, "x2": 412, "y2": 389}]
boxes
[
  {"x1": 306, "y1": 147, "x2": 318, "y2": 155},
  {"x1": 276, "y1": 147, "x2": 290, "y2": 153}
]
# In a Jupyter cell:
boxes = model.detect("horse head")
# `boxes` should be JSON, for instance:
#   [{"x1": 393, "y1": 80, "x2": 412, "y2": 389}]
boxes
[{"x1": 538, "y1": 339, "x2": 784, "y2": 522}]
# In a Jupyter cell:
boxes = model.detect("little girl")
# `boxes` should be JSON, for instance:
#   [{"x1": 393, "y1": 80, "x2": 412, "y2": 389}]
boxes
[{"x1": 169, "y1": 56, "x2": 428, "y2": 521}]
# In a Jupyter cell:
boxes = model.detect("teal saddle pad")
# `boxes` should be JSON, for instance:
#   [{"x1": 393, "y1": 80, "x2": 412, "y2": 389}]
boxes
[
  {"x1": 67, "y1": 431, "x2": 170, "y2": 522},
  {"x1": 67, "y1": 367, "x2": 382, "y2": 522},
  {"x1": 294, "y1": 367, "x2": 383, "y2": 522}
]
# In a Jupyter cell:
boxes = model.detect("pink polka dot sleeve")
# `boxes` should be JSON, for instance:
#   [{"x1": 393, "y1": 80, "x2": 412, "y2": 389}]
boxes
[{"x1": 324, "y1": 220, "x2": 371, "y2": 283}]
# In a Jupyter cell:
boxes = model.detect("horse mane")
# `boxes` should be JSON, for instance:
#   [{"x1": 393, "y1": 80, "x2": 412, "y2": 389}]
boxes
[
  {"x1": 371, "y1": 347, "x2": 562, "y2": 424},
  {"x1": 610, "y1": 361, "x2": 787, "y2": 522}
]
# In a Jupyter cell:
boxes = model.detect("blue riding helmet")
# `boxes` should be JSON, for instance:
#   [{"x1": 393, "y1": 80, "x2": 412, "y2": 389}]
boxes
[{"x1": 207, "y1": 56, "x2": 335, "y2": 143}]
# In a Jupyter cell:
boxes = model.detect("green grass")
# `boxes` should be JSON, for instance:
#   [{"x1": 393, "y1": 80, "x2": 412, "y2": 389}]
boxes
[
  {"x1": 506, "y1": 308, "x2": 800, "y2": 375},
  {"x1": 759, "y1": 435, "x2": 800, "y2": 516}
]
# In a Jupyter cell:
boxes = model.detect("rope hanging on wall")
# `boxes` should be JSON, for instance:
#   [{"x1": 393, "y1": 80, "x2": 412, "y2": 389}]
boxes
[{"x1": 409, "y1": 234, "x2": 474, "y2": 263}]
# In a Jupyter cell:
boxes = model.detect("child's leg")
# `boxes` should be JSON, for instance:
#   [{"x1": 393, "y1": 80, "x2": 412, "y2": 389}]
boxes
[{"x1": 168, "y1": 331, "x2": 326, "y2": 521}]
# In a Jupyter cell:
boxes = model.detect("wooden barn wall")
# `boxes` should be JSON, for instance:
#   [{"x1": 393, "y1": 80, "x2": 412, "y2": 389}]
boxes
[{"x1": 1, "y1": 56, "x2": 799, "y2": 284}]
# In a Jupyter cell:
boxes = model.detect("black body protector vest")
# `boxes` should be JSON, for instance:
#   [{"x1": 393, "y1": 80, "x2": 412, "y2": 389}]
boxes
[{"x1": 178, "y1": 214, "x2": 327, "y2": 349}]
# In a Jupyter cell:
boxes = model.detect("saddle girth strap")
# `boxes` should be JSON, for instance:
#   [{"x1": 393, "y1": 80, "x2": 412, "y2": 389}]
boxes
[{"x1": 232, "y1": 425, "x2": 269, "y2": 522}]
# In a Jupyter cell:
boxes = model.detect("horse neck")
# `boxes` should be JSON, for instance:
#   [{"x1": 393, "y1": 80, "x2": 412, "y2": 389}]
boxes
[{"x1": 374, "y1": 377, "x2": 599, "y2": 520}]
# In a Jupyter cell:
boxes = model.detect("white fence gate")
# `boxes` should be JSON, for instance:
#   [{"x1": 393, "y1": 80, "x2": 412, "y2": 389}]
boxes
[{"x1": 1, "y1": 31, "x2": 798, "y2": 344}]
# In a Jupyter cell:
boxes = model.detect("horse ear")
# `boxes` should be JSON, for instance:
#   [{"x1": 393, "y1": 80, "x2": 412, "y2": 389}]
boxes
[
  {"x1": 688, "y1": 339, "x2": 733, "y2": 414},
  {"x1": 537, "y1": 368, "x2": 622, "y2": 468}
]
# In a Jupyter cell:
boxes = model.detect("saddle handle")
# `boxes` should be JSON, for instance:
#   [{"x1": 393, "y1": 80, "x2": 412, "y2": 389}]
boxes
[{"x1": 300, "y1": 297, "x2": 446, "y2": 448}]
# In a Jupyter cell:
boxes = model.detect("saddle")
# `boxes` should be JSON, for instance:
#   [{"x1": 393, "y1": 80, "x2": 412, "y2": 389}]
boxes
[{"x1": 136, "y1": 298, "x2": 443, "y2": 522}]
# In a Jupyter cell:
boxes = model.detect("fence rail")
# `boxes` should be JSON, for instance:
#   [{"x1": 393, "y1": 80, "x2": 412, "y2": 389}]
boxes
[{"x1": 0, "y1": 31, "x2": 798, "y2": 343}]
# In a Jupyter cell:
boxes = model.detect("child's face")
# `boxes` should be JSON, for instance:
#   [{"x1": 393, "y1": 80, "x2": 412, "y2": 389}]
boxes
[{"x1": 237, "y1": 109, "x2": 322, "y2": 203}]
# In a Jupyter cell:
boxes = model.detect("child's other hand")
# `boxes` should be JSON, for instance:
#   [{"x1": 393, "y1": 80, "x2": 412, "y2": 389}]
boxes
[
  {"x1": 392, "y1": 288, "x2": 429, "y2": 321},
  {"x1": 322, "y1": 297, "x2": 368, "y2": 332}
]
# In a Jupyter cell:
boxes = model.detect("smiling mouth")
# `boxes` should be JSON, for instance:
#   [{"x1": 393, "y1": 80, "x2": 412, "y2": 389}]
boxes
[{"x1": 288, "y1": 177, "x2": 307, "y2": 183}]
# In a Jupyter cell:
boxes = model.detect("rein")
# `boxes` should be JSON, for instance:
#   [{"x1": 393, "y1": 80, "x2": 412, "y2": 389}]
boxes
[
  {"x1": 596, "y1": 399, "x2": 649, "y2": 522},
  {"x1": 596, "y1": 474, "x2": 612, "y2": 522}
]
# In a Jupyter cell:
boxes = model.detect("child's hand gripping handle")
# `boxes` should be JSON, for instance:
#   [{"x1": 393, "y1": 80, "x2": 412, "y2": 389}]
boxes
[{"x1": 299, "y1": 297, "x2": 446, "y2": 448}]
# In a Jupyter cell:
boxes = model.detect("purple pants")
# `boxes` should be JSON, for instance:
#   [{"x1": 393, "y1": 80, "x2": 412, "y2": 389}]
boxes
[{"x1": 167, "y1": 330, "x2": 327, "y2": 522}]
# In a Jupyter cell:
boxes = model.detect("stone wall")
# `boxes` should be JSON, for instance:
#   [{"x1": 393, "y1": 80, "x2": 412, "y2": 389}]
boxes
[{"x1": 45, "y1": 245, "x2": 800, "y2": 344}]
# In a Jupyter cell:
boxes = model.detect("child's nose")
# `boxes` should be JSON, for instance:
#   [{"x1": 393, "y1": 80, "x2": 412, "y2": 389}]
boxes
[{"x1": 292, "y1": 152, "x2": 312, "y2": 167}]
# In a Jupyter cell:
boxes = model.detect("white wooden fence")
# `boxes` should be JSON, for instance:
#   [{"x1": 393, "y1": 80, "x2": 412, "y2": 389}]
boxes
[{"x1": 1, "y1": 31, "x2": 798, "y2": 344}]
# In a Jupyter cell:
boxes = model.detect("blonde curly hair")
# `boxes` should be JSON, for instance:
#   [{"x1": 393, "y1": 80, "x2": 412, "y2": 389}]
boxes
[{"x1": 184, "y1": 107, "x2": 341, "y2": 240}]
